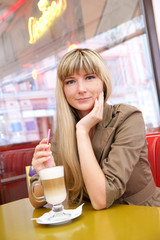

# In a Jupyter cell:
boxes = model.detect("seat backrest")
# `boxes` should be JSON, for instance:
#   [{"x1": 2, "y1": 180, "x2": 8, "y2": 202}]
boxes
[
  {"x1": 146, "y1": 133, "x2": 160, "y2": 187},
  {"x1": 0, "y1": 148, "x2": 35, "y2": 174},
  {"x1": 0, "y1": 141, "x2": 39, "y2": 175}
]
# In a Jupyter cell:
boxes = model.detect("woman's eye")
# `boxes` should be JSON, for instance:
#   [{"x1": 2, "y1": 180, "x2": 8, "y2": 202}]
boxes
[
  {"x1": 65, "y1": 80, "x2": 75, "y2": 85},
  {"x1": 86, "y1": 75, "x2": 95, "y2": 80}
]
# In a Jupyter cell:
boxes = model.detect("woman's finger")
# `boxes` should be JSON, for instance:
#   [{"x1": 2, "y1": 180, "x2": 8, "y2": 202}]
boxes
[
  {"x1": 91, "y1": 92, "x2": 104, "y2": 120},
  {"x1": 32, "y1": 155, "x2": 50, "y2": 166},
  {"x1": 35, "y1": 143, "x2": 49, "y2": 153}
]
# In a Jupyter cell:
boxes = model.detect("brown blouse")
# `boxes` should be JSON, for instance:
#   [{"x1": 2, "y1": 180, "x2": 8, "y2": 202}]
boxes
[
  {"x1": 91, "y1": 103, "x2": 160, "y2": 207},
  {"x1": 30, "y1": 103, "x2": 160, "y2": 208}
]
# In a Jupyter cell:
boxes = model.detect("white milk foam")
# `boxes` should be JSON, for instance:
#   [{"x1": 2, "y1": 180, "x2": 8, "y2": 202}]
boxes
[{"x1": 39, "y1": 166, "x2": 64, "y2": 180}]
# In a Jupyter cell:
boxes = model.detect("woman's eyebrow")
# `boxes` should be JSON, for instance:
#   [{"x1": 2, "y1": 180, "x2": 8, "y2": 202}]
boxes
[
  {"x1": 85, "y1": 73, "x2": 96, "y2": 76},
  {"x1": 65, "y1": 75, "x2": 74, "y2": 79}
]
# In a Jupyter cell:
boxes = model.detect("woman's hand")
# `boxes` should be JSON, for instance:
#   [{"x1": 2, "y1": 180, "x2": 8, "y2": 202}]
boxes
[
  {"x1": 76, "y1": 92, "x2": 104, "y2": 134},
  {"x1": 32, "y1": 138, "x2": 55, "y2": 173}
]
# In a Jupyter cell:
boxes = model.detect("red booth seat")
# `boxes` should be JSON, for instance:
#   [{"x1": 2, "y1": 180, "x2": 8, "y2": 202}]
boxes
[
  {"x1": 146, "y1": 133, "x2": 160, "y2": 187},
  {"x1": 0, "y1": 133, "x2": 160, "y2": 204},
  {"x1": 0, "y1": 141, "x2": 38, "y2": 204}
]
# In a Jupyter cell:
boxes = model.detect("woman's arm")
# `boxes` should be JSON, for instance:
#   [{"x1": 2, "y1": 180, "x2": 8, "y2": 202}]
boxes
[
  {"x1": 29, "y1": 175, "x2": 47, "y2": 208},
  {"x1": 101, "y1": 107, "x2": 147, "y2": 208},
  {"x1": 76, "y1": 92, "x2": 107, "y2": 210}
]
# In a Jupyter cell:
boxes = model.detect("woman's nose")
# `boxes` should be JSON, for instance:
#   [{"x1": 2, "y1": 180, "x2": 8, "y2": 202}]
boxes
[{"x1": 77, "y1": 80, "x2": 87, "y2": 93}]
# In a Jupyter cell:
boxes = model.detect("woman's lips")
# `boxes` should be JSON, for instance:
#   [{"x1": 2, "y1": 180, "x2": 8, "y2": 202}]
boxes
[{"x1": 77, "y1": 97, "x2": 91, "y2": 101}]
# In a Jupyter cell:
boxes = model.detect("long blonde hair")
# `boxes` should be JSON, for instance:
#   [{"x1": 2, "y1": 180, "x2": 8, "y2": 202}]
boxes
[{"x1": 55, "y1": 48, "x2": 112, "y2": 205}]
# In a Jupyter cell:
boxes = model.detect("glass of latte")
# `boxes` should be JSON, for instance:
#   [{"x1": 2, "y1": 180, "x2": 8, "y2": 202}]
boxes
[{"x1": 32, "y1": 166, "x2": 67, "y2": 216}]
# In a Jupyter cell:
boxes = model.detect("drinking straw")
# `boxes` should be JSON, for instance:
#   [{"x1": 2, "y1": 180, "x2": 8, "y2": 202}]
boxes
[{"x1": 47, "y1": 129, "x2": 52, "y2": 168}]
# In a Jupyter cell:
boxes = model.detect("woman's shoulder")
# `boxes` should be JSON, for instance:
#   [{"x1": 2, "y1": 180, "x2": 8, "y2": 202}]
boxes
[
  {"x1": 103, "y1": 103, "x2": 144, "y2": 129},
  {"x1": 110, "y1": 103, "x2": 143, "y2": 121},
  {"x1": 113, "y1": 103, "x2": 145, "y2": 131},
  {"x1": 112, "y1": 103, "x2": 141, "y2": 115}
]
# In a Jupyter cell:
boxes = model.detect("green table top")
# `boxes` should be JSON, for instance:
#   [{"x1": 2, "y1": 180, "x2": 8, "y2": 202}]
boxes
[{"x1": 0, "y1": 198, "x2": 160, "y2": 240}]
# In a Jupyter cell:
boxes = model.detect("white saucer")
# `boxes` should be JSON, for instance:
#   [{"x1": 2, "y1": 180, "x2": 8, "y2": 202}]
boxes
[{"x1": 32, "y1": 204, "x2": 84, "y2": 225}]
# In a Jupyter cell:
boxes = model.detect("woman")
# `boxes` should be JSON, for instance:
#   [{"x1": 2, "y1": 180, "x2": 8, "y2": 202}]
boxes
[{"x1": 29, "y1": 48, "x2": 160, "y2": 210}]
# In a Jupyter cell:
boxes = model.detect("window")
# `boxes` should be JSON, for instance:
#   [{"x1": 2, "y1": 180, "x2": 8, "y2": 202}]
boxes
[{"x1": 0, "y1": 0, "x2": 159, "y2": 145}]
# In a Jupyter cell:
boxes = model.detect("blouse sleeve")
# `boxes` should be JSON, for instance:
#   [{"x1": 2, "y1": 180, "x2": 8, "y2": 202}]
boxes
[{"x1": 101, "y1": 108, "x2": 147, "y2": 208}]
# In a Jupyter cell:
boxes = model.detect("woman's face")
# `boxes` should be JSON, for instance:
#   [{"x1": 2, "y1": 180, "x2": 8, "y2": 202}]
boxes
[{"x1": 63, "y1": 69, "x2": 104, "y2": 118}]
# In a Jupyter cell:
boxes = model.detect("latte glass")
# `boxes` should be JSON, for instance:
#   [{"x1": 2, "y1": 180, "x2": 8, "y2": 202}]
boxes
[{"x1": 31, "y1": 166, "x2": 67, "y2": 215}]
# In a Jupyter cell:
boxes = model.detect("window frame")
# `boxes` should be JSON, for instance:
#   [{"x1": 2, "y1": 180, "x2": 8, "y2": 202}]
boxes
[{"x1": 142, "y1": 0, "x2": 160, "y2": 103}]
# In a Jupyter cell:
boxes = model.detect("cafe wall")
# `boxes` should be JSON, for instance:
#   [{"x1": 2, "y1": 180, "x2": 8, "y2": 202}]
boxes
[{"x1": 0, "y1": 0, "x2": 160, "y2": 146}]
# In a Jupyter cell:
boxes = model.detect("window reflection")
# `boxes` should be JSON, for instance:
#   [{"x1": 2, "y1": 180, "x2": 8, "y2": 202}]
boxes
[
  {"x1": 102, "y1": 35, "x2": 160, "y2": 131},
  {"x1": 0, "y1": 0, "x2": 159, "y2": 146}
]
